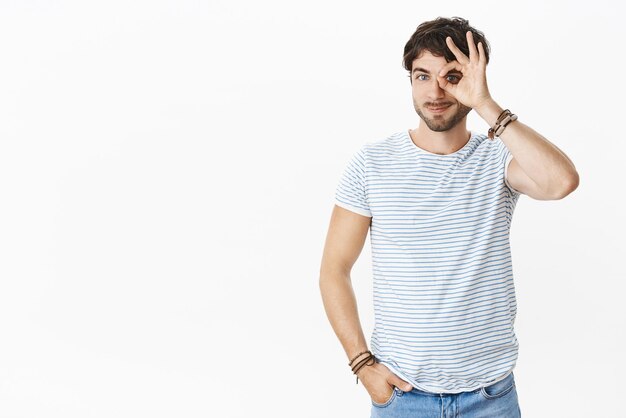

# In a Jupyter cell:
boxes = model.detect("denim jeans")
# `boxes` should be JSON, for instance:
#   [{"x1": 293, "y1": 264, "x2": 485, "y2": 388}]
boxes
[{"x1": 371, "y1": 371, "x2": 521, "y2": 418}]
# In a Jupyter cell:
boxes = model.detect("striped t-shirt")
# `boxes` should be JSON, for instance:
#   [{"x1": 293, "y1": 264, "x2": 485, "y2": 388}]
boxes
[{"x1": 335, "y1": 129, "x2": 522, "y2": 393}]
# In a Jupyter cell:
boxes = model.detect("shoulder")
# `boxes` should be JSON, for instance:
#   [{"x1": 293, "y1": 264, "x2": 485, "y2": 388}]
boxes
[
  {"x1": 360, "y1": 130, "x2": 412, "y2": 159},
  {"x1": 470, "y1": 132, "x2": 509, "y2": 161}
]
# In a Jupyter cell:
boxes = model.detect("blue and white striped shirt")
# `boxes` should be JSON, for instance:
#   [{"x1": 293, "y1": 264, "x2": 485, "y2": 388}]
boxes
[{"x1": 335, "y1": 129, "x2": 522, "y2": 393}]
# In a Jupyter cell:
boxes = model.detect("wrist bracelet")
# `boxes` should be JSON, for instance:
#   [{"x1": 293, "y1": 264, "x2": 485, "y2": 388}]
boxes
[
  {"x1": 488, "y1": 109, "x2": 518, "y2": 139},
  {"x1": 349, "y1": 350, "x2": 377, "y2": 384},
  {"x1": 348, "y1": 350, "x2": 371, "y2": 366},
  {"x1": 353, "y1": 354, "x2": 376, "y2": 384}
]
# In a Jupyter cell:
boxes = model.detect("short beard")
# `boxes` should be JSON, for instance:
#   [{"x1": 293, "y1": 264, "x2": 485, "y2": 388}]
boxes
[{"x1": 414, "y1": 101, "x2": 472, "y2": 132}]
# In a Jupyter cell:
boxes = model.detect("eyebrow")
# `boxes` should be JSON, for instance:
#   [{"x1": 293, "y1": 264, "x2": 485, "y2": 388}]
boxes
[
  {"x1": 412, "y1": 67, "x2": 431, "y2": 75},
  {"x1": 412, "y1": 67, "x2": 462, "y2": 76}
]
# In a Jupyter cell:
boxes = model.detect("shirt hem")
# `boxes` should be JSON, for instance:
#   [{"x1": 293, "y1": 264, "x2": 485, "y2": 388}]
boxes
[
  {"x1": 377, "y1": 359, "x2": 514, "y2": 395},
  {"x1": 505, "y1": 154, "x2": 523, "y2": 195},
  {"x1": 334, "y1": 200, "x2": 372, "y2": 217}
]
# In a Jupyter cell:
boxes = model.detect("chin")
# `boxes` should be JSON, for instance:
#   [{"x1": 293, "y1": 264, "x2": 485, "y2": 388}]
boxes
[
  {"x1": 427, "y1": 123, "x2": 457, "y2": 132},
  {"x1": 419, "y1": 114, "x2": 457, "y2": 132}
]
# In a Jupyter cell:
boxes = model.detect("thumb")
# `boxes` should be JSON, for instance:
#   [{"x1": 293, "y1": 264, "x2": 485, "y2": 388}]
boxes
[
  {"x1": 436, "y1": 75, "x2": 455, "y2": 94},
  {"x1": 436, "y1": 60, "x2": 461, "y2": 92},
  {"x1": 389, "y1": 376, "x2": 413, "y2": 392}
]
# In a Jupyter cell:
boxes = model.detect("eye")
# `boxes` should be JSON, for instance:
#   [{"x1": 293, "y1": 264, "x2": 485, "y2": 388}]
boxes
[
  {"x1": 415, "y1": 74, "x2": 427, "y2": 81},
  {"x1": 446, "y1": 74, "x2": 461, "y2": 83}
]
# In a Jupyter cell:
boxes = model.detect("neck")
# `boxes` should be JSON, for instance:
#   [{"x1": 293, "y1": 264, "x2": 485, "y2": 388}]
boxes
[{"x1": 410, "y1": 121, "x2": 471, "y2": 155}]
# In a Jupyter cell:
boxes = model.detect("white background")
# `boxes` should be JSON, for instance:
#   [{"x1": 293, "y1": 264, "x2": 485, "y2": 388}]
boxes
[{"x1": 0, "y1": 1, "x2": 624, "y2": 417}]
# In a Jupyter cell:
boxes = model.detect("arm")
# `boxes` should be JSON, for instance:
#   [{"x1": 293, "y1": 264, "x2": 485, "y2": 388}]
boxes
[
  {"x1": 319, "y1": 204, "x2": 372, "y2": 365},
  {"x1": 319, "y1": 205, "x2": 413, "y2": 399},
  {"x1": 475, "y1": 99, "x2": 580, "y2": 200},
  {"x1": 436, "y1": 32, "x2": 579, "y2": 201}
]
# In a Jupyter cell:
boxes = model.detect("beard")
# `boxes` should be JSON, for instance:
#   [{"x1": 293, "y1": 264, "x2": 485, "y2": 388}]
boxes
[{"x1": 414, "y1": 99, "x2": 472, "y2": 132}]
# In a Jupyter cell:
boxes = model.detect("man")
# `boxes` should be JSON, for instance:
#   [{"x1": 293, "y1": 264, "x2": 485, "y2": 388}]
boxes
[{"x1": 319, "y1": 17, "x2": 579, "y2": 417}]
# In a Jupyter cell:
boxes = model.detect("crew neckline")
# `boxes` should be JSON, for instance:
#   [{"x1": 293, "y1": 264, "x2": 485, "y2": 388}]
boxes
[{"x1": 405, "y1": 129, "x2": 477, "y2": 157}]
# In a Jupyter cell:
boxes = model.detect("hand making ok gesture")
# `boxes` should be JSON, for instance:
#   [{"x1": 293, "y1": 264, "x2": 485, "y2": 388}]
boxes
[{"x1": 437, "y1": 31, "x2": 493, "y2": 110}]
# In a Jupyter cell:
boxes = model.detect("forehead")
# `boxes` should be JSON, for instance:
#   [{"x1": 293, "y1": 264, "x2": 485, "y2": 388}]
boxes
[{"x1": 411, "y1": 50, "x2": 448, "y2": 72}]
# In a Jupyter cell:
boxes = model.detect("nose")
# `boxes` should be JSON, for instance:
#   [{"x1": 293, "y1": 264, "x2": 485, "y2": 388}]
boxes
[{"x1": 427, "y1": 78, "x2": 446, "y2": 100}]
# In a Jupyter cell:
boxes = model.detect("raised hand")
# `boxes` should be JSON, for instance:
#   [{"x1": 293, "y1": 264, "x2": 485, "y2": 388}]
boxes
[{"x1": 437, "y1": 30, "x2": 492, "y2": 110}]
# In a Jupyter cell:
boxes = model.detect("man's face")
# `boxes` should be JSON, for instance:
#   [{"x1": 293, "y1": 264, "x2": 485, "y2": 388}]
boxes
[{"x1": 410, "y1": 50, "x2": 472, "y2": 132}]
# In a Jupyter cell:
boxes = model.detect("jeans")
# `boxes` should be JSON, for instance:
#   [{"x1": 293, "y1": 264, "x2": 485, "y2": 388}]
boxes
[{"x1": 371, "y1": 371, "x2": 521, "y2": 418}]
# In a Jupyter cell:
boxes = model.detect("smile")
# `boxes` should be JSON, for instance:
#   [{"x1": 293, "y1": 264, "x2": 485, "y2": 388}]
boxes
[{"x1": 428, "y1": 105, "x2": 451, "y2": 113}]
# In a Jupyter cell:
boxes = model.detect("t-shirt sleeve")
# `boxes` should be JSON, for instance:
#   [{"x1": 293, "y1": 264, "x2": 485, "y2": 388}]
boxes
[
  {"x1": 504, "y1": 153, "x2": 523, "y2": 196},
  {"x1": 334, "y1": 146, "x2": 372, "y2": 217},
  {"x1": 495, "y1": 138, "x2": 522, "y2": 198}
]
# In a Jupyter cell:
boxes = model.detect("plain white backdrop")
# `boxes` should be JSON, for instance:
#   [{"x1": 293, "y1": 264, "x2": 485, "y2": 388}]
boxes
[{"x1": 0, "y1": 1, "x2": 624, "y2": 417}]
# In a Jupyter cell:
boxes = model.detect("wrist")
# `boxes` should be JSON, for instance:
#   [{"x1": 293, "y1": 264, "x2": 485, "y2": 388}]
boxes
[
  {"x1": 348, "y1": 349, "x2": 371, "y2": 370},
  {"x1": 355, "y1": 359, "x2": 376, "y2": 378},
  {"x1": 474, "y1": 97, "x2": 501, "y2": 123},
  {"x1": 349, "y1": 350, "x2": 377, "y2": 384}
]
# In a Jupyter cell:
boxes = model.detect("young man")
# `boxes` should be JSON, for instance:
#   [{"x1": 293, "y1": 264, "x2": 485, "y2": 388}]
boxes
[{"x1": 319, "y1": 17, "x2": 578, "y2": 417}]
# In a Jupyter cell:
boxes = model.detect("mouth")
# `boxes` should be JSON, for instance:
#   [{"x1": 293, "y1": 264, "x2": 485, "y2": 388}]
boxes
[{"x1": 427, "y1": 104, "x2": 452, "y2": 114}]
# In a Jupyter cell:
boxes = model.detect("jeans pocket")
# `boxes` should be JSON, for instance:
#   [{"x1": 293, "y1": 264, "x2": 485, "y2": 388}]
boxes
[
  {"x1": 371, "y1": 387, "x2": 399, "y2": 408},
  {"x1": 479, "y1": 372, "x2": 516, "y2": 400}
]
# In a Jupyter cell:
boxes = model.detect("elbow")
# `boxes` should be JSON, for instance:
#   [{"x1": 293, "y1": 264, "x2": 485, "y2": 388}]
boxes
[
  {"x1": 553, "y1": 170, "x2": 580, "y2": 200},
  {"x1": 319, "y1": 265, "x2": 351, "y2": 291}
]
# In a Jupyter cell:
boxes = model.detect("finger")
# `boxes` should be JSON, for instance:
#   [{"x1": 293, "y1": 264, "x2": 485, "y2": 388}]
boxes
[
  {"x1": 388, "y1": 376, "x2": 413, "y2": 392},
  {"x1": 438, "y1": 60, "x2": 462, "y2": 77},
  {"x1": 437, "y1": 61, "x2": 462, "y2": 92},
  {"x1": 466, "y1": 31, "x2": 478, "y2": 62},
  {"x1": 477, "y1": 41, "x2": 486, "y2": 65},
  {"x1": 437, "y1": 76, "x2": 455, "y2": 93},
  {"x1": 445, "y1": 36, "x2": 469, "y2": 64}
]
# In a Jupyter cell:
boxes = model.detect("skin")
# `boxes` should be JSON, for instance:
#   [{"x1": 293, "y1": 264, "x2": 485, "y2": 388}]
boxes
[
  {"x1": 411, "y1": 31, "x2": 579, "y2": 198},
  {"x1": 408, "y1": 45, "x2": 477, "y2": 155},
  {"x1": 319, "y1": 29, "x2": 580, "y2": 408}
]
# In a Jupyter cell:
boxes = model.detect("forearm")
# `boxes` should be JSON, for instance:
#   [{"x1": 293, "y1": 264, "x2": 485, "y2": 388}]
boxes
[
  {"x1": 475, "y1": 99, "x2": 579, "y2": 196},
  {"x1": 319, "y1": 271, "x2": 369, "y2": 362}
]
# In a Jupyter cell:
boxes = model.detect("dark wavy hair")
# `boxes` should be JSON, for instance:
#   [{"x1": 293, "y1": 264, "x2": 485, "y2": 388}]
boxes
[{"x1": 402, "y1": 17, "x2": 491, "y2": 81}]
